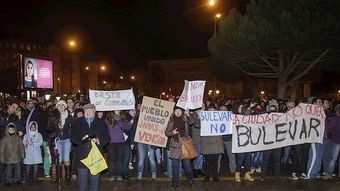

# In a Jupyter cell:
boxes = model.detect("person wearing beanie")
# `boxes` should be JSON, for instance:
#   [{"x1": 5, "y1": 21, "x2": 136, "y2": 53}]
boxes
[{"x1": 47, "y1": 99, "x2": 73, "y2": 183}]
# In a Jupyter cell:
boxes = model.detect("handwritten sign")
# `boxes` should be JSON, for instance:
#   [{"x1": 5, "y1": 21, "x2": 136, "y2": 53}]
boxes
[
  {"x1": 176, "y1": 80, "x2": 205, "y2": 110},
  {"x1": 200, "y1": 111, "x2": 233, "y2": 136},
  {"x1": 89, "y1": 89, "x2": 135, "y2": 111},
  {"x1": 232, "y1": 103, "x2": 325, "y2": 153},
  {"x1": 134, "y1": 96, "x2": 175, "y2": 147}
]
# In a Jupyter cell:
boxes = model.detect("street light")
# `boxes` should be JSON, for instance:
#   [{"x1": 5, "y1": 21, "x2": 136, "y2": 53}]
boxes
[
  {"x1": 85, "y1": 66, "x2": 89, "y2": 71},
  {"x1": 69, "y1": 40, "x2": 76, "y2": 47},
  {"x1": 131, "y1": 75, "x2": 135, "y2": 80},
  {"x1": 120, "y1": 76, "x2": 124, "y2": 80},
  {"x1": 100, "y1": 65, "x2": 106, "y2": 71},
  {"x1": 214, "y1": 13, "x2": 221, "y2": 37},
  {"x1": 208, "y1": 0, "x2": 216, "y2": 6}
]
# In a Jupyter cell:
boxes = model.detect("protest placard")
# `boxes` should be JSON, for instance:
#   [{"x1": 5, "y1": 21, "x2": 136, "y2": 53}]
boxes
[
  {"x1": 176, "y1": 80, "x2": 205, "y2": 110},
  {"x1": 89, "y1": 89, "x2": 135, "y2": 111},
  {"x1": 200, "y1": 111, "x2": 233, "y2": 136},
  {"x1": 134, "y1": 96, "x2": 175, "y2": 147},
  {"x1": 232, "y1": 103, "x2": 325, "y2": 153}
]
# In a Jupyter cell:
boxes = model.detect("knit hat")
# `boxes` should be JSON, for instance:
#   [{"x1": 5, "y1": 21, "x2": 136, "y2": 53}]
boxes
[{"x1": 56, "y1": 100, "x2": 67, "y2": 108}]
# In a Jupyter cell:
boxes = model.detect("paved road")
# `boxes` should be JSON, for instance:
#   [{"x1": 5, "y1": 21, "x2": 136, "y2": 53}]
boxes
[{"x1": 2, "y1": 176, "x2": 340, "y2": 191}]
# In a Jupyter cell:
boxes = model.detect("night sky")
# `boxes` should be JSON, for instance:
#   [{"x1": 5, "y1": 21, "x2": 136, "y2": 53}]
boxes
[{"x1": 0, "y1": 0, "x2": 248, "y2": 69}]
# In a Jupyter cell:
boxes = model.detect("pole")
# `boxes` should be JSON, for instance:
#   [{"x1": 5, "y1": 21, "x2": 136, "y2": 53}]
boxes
[{"x1": 214, "y1": 18, "x2": 217, "y2": 37}]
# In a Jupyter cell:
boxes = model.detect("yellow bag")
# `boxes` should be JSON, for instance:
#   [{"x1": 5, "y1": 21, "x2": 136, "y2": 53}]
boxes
[{"x1": 81, "y1": 141, "x2": 108, "y2": 175}]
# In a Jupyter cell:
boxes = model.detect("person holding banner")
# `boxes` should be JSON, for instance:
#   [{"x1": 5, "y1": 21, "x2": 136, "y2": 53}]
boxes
[
  {"x1": 260, "y1": 105, "x2": 282, "y2": 181},
  {"x1": 70, "y1": 103, "x2": 110, "y2": 191},
  {"x1": 165, "y1": 106, "x2": 194, "y2": 189},
  {"x1": 105, "y1": 110, "x2": 133, "y2": 181},
  {"x1": 201, "y1": 104, "x2": 224, "y2": 182},
  {"x1": 233, "y1": 103, "x2": 254, "y2": 182}
]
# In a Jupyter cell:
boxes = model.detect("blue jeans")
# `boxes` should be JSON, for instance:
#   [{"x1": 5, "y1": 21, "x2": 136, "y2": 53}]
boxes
[
  {"x1": 172, "y1": 159, "x2": 193, "y2": 186},
  {"x1": 167, "y1": 150, "x2": 182, "y2": 178},
  {"x1": 77, "y1": 168, "x2": 100, "y2": 191},
  {"x1": 137, "y1": 143, "x2": 156, "y2": 176},
  {"x1": 223, "y1": 141, "x2": 236, "y2": 173},
  {"x1": 193, "y1": 144, "x2": 203, "y2": 170},
  {"x1": 56, "y1": 139, "x2": 71, "y2": 162},
  {"x1": 322, "y1": 139, "x2": 333, "y2": 173},
  {"x1": 122, "y1": 144, "x2": 131, "y2": 176},
  {"x1": 282, "y1": 146, "x2": 292, "y2": 166},
  {"x1": 307, "y1": 143, "x2": 324, "y2": 178},
  {"x1": 326, "y1": 143, "x2": 340, "y2": 175},
  {"x1": 251, "y1": 151, "x2": 262, "y2": 168}
]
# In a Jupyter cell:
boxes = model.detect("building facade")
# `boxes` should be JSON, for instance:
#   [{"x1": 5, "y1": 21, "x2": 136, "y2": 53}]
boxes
[{"x1": 148, "y1": 57, "x2": 311, "y2": 100}]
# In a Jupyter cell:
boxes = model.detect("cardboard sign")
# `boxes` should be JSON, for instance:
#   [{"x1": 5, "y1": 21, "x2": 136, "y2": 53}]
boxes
[
  {"x1": 134, "y1": 96, "x2": 175, "y2": 147},
  {"x1": 232, "y1": 103, "x2": 325, "y2": 153},
  {"x1": 89, "y1": 89, "x2": 135, "y2": 111},
  {"x1": 176, "y1": 80, "x2": 205, "y2": 110},
  {"x1": 200, "y1": 111, "x2": 233, "y2": 136}
]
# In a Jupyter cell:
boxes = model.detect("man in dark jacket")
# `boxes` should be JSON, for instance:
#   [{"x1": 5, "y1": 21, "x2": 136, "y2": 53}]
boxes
[{"x1": 70, "y1": 104, "x2": 110, "y2": 191}]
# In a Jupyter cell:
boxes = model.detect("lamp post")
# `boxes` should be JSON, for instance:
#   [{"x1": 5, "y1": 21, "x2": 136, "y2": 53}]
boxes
[{"x1": 214, "y1": 13, "x2": 221, "y2": 37}]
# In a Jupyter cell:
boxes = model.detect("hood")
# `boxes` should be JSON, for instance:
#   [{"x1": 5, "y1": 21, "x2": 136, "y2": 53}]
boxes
[
  {"x1": 28, "y1": 121, "x2": 39, "y2": 132},
  {"x1": 5, "y1": 122, "x2": 17, "y2": 136}
]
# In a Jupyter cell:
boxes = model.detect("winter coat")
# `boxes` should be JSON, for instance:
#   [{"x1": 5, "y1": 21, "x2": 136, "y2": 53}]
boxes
[
  {"x1": 188, "y1": 111, "x2": 201, "y2": 145},
  {"x1": 23, "y1": 121, "x2": 43, "y2": 165},
  {"x1": 328, "y1": 116, "x2": 340, "y2": 144},
  {"x1": 165, "y1": 115, "x2": 190, "y2": 159},
  {"x1": 0, "y1": 123, "x2": 25, "y2": 164},
  {"x1": 201, "y1": 136, "x2": 224, "y2": 155},
  {"x1": 47, "y1": 110, "x2": 73, "y2": 146},
  {"x1": 70, "y1": 117, "x2": 111, "y2": 169}
]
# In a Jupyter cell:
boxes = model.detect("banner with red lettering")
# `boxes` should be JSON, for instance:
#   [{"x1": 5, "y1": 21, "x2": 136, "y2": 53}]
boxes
[
  {"x1": 134, "y1": 96, "x2": 175, "y2": 147},
  {"x1": 176, "y1": 80, "x2": 205, "y2": 110},
  {"x1": 232, "y1": 103, "x2": 325, "y2": 153}
]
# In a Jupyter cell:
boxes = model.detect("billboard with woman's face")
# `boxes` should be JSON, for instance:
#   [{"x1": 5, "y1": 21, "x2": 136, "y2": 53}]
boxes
[{"x1": 23, "y1": 57, "x2": 53, "y2": 89}]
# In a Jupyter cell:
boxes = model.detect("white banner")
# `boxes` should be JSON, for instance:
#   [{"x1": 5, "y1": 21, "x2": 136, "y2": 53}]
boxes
[
  {"x1": 176, "y1": 80, "x2": 205, "y2": 110},
  {"x1": 134, "y1": 96, "x2": 175, "y2": 147},
  {"x1": 232, "y1": 103, "x2": 325, "y2": 153},
  {"x1": 200, "y1": 111, "x2": 233, "y2": 136},
  {"x1": 89, "y1": 89, "x2": 135, "y2": 111}
]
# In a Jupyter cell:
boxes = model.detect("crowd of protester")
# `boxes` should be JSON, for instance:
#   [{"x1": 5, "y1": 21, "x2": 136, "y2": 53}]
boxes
[{"x1": 0, "y1": 94, "x2": 339, "y2": 190}]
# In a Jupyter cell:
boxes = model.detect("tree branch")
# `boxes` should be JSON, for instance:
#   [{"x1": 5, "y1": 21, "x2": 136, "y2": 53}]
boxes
[
  {"x1": 257, "y1": 53, "x2": 279, "y2": 74},
  {"x1": 287, "y1": 49, "x2": 330, "y2": 86}
]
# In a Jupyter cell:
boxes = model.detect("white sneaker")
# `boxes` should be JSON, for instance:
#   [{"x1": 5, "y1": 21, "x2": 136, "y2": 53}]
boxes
[
  {"x1": 290, "y1": 173, "x2": 299, "y2": 180},
  {"x1": 256, "y1": 167, "x2": 262, "y2": 173},
  {"x1": 301, "y1": 173, "x2": 309, "y2": 180},
  {"x1": 250, "y1": 167, "x2": 256, "y2": 174},
  {"x1": 129, "y1": 163, "x2": 134, "y2": 170},
  {"x1": 151, "y1": 175, "x2": 157, "y2": 180},
  {"x1": 137, "y1": 174, "x2": 142, "y2": 180}
]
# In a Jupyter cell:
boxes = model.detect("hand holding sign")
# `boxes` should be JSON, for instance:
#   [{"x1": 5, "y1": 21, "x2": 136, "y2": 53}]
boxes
[{"x1": 173, "y1": 128, "x2": 179, "y2": 135}]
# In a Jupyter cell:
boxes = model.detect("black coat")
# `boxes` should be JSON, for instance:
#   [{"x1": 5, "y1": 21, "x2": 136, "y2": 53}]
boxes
[{"x1": 70, "y1": 117, "x2": 110, "y2": 169}]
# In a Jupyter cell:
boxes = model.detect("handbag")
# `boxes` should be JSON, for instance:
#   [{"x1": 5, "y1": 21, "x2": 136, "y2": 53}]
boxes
[
  {"x1": 81, "y1": 141, "x2": 108, "y2": 175},
  {"x1": 179, "y1": 135, "x2": 197, "y2": 160}
]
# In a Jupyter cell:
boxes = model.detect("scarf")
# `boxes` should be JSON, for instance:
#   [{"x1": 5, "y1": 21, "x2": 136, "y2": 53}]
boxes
[
  {"x1": 173, "y1": 116, "x2": 185, "y2": 142},
  {"x1": 60, "y1": 110, "x2": 68, "y2": 129},
  {"x1": 86, "y1": 117, "x2": 95, "y2": 127}
]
